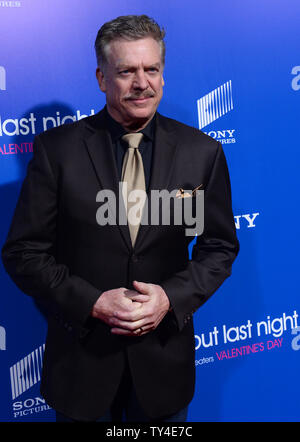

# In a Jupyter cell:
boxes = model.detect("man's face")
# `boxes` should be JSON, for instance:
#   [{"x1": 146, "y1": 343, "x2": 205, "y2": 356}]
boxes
[{"x1": 96, "y1": 37, "x2": 164, "y2": 129}]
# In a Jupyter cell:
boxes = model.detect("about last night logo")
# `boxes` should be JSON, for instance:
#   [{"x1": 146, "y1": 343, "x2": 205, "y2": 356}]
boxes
[
  {"x1": 0, "y1": 66, "x2": 6, "y2": 91},
  {"x1": 291, "y1": 66, "x2": 300, "y2": 91},
  {"x1": 194, "y1": 310, "x2": 300, "y2": 367}
]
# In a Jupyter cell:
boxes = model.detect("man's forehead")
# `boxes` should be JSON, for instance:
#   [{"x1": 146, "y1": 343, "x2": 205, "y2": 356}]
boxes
[
  {"x1": 106, "y1": 37, "x2": 162, "y2": 65},
  {"x1": 115, "y1": 60, "x2": 161, "y2": 69}
]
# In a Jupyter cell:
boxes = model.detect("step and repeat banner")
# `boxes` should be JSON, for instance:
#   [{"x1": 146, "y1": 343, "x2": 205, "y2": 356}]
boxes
[{"x1": 0, "y1": 0, "x2": 299, "y2": 422}]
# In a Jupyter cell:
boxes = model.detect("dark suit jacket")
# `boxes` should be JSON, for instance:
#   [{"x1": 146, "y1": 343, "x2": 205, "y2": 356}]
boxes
[{"x1": 1, "y1": 108, "x2": 239, "y2": 421}]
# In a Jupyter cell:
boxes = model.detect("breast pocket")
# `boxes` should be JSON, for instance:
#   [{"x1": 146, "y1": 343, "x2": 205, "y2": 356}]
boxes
[{"x1": 165, "y1": 183, "x2": 203, "y2": 232}]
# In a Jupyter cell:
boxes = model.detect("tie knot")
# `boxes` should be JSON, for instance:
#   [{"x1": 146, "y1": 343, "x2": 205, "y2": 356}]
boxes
[{"x1": 122, "y1": 133, "x2": 143, "y2": 149}]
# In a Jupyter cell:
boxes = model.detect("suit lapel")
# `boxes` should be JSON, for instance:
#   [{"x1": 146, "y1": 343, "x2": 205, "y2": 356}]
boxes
[
  {"x1": 134, "y1": 113, "x2": 179, "y2": 250},
  {"x1": 83, "y1": 110, "x2": 132, "y2": 251}
]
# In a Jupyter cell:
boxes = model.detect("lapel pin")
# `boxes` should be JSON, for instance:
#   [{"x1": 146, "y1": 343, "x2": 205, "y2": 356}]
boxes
[{"x1": 176, "y1": 184, "x2": 203, "y2": 198}]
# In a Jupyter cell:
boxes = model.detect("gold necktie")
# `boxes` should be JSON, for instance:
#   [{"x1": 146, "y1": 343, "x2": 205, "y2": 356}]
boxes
[{"x1": 121, "y1": 133, "x2": 145, "y2": 246}]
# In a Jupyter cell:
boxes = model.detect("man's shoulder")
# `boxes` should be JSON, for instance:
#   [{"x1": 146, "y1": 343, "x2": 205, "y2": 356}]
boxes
[
  {"x1": 157, "y1": 113, "x2": 219, "y2": 148},
  {"x1": 37, "y1": 111, "x2": 103, "y2": 145}
]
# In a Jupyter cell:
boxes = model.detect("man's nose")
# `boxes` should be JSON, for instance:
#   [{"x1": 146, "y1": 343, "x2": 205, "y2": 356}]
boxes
[{"x1": 132, "y1": 71, "x2": 148, "y2": 90}]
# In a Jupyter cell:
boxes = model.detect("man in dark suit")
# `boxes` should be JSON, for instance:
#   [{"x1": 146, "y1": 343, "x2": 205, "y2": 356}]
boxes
[{"x1": 1, "y1": 15, "x2": 239, "y2": 422}]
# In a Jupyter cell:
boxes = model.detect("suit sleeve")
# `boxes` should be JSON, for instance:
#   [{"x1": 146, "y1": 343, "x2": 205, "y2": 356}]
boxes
[
  {"x1": 1, "y1": 135, "x2": 101, "y2": 339},
  {"x1": 160, "y1": 142, "x2": 239, "y2": 331}
]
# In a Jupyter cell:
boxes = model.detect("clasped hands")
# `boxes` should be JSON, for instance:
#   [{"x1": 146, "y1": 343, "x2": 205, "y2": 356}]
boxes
[{"x1": 91, "y1": 280, "x2": 170, "y2": 336}]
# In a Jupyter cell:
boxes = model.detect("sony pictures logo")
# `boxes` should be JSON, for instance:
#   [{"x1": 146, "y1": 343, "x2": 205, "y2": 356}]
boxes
[
  {"x1": 10, "y1": 344, "x2": 52, "y2": 418},
  {"x1": 197, "y1": 80, "x2": 236, "y2": 144},
  {"x1": 12, "y1": 397, "x2": 51, "y2": 418},
  {"x1": 0, "y1": 325, "x2": 6, "y2": 350},
  {"x1": 0, "y1": 1, "x2": 21, "y2": 7},
  {"x1": 203, "y1": 129, "x2": 236, "y2": 145}
]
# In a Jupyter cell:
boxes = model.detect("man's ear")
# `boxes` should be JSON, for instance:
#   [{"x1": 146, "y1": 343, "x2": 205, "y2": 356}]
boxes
[{"x1": 96, "y1": 67, "x2": 106, "y2": 92}]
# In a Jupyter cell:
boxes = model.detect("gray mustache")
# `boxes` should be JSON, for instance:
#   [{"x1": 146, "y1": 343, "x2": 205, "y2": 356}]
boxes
[{"x1": 125, "y1": 92, "x2": 155, "y2": 100}]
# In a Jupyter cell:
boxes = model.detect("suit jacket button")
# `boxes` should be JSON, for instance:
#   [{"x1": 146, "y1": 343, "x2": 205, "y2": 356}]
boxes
[
  {"x1": 80, "y1": 329, "x2": 89, "y2": 339},
  {"x1": 131, "y1": 254, "x2": 138, "y2": 263}
]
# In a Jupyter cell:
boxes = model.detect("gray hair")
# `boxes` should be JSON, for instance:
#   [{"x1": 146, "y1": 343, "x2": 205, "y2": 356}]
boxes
[{"x1": 94, "y1": 15, "x2": 166, "y2": 69}]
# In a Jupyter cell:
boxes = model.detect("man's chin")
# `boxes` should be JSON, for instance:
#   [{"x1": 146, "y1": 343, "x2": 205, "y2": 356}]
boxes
[
  {"x1": 123, "y1": 110, "x2": 155, "y2": 130},
  {"x1": 126, "y1": 107, "x2": 155, "y2": 122}
]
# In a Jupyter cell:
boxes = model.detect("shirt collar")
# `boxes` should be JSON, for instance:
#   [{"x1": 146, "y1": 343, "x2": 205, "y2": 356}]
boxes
[{"x1": 104, "y1": 106, "x2": 155, "y2": 142}]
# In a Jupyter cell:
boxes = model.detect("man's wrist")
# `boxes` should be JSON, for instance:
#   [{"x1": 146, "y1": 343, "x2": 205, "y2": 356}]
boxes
[
  {"x1": 161, "y1": 288, "x2": 172, "y2": 312},
  {"x1": 90, "y1": 292, "x2": 104, "y2": 318}
]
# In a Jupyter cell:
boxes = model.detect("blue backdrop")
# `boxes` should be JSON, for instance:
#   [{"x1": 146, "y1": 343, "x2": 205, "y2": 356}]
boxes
[{"x1": 0, "y1": 0, "x2": 299, "y2": 422}]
